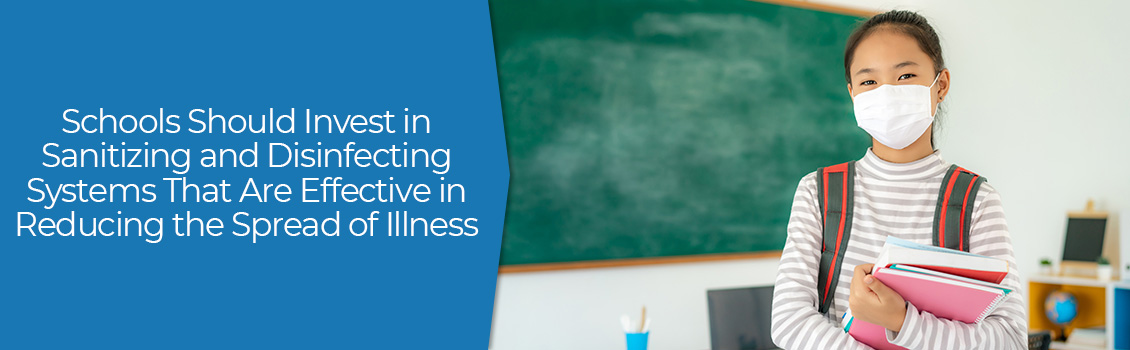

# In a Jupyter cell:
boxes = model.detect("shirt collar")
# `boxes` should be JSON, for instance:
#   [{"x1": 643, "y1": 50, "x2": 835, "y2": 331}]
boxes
[{"x1": 855, "y1": 148, "x2": 948, "y2": 182}]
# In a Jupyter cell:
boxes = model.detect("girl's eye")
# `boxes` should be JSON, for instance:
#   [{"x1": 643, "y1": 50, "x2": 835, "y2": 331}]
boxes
[
  {"x1": 898, "y1": 73, "x2": 916, "y2": 80},
  {"x1": 860, "y1": 80, "x2": 876, "y2": 86}
]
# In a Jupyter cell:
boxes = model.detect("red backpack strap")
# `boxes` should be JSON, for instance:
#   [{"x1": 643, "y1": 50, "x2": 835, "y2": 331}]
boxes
[
  {"x1": 816, "y1": 161, "x2": 855, "y2": 315},
  {"x1": 933, "y1": 165, "x2": 986, "y2": 252}
]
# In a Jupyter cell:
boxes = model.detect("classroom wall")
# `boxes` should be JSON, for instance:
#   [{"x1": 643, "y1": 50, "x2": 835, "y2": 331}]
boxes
[{"x1": 490, "y1": 1, "x2": 1130, "y2": 349}]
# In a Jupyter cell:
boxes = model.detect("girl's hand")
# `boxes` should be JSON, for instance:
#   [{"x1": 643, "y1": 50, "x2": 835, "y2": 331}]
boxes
[{"x1": 849, "y1": 263, "x2": 908, "y2": 332}]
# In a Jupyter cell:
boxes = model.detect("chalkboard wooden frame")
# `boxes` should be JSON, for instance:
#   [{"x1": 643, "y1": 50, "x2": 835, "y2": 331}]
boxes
[{"x1": 500, "y1": 251, "x2": 783, "y2": 273}]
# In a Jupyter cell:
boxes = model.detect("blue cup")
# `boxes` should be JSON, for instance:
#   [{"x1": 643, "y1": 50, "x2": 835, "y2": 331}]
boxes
[{"x1": 626, "y1": 332, "x2": 649, "y2": 350}]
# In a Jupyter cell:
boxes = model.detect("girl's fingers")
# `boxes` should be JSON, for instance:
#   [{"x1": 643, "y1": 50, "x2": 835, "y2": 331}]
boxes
[
  {"x1": 851, "y1": 264, "x2": 870, "y2": 294},
  {"x1": 866, "y1": 277, "x2": 900, "y2": 303}
]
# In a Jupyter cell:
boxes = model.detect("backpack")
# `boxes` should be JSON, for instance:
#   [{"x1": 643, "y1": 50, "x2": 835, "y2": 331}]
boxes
[{"x1": 814, "y1": 161, "x2": 986, "y2": 315}]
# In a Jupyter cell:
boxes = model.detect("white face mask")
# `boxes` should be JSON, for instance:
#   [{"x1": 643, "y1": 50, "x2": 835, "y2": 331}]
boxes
[{"x1": 852, "y1": 73, "x2": 940, "y2": 150}]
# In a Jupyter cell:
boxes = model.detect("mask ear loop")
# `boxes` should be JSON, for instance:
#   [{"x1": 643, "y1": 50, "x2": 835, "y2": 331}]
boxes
[{"x1": 929, "y1": 72, "x2": 941, "y2": 116}]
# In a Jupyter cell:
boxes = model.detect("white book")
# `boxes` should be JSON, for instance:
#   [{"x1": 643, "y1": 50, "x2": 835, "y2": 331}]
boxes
[
  {"x1": 1067, "y1": 327, "x2": 1106, "y2": 347},
  {"x1": 872, "y1": 237, "x2": 1009, "y2": 284}
]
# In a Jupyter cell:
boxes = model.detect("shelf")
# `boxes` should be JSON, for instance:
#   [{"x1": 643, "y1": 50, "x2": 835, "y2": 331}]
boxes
[
  {"x1": 1029, "y1": 277, "x2": 1130, "y2": 349},
  {"x1": 1028, "y1": 277, "x2": 1108, "y2": 343},
  {"x1": 1028, "y1": 274, "x2": 1119, "y2": 288}
]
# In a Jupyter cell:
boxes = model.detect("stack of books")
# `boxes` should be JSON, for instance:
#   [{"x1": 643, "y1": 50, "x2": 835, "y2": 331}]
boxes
[{"x1": 842, "y1": 237, "x2": 1012, "y2": 350}]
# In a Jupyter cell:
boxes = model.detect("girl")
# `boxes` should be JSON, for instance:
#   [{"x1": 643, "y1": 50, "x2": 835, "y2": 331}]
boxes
[{"x1": 770, "y1": 10, "x2": 1026, "y2": 349}]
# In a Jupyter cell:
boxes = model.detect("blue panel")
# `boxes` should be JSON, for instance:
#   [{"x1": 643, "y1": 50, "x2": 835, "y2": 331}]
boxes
[{"x1": 1115, "y1": 287, "x2": 1130, "y2": 349}]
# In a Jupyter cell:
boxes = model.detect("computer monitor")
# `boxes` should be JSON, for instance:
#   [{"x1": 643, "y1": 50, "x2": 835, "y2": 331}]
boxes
[{"x1": 707, "y1": 285, "x2": 780, "y2": 350}]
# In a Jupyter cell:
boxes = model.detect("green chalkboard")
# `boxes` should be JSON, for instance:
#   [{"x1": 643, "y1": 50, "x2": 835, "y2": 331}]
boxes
[{"x1": 493, "y1": 0, "x2": 870, "y2": 265}]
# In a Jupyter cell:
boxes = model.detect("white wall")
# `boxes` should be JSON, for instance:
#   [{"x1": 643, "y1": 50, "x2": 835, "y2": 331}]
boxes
[{"x1": 491, "y1": 1, "x2": 1130, "y2": 349}]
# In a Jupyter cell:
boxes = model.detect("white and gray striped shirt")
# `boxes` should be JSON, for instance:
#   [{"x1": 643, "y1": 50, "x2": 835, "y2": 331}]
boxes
[{"x1": 770, "y1": 149, "x2": 1027, "y2": 349}]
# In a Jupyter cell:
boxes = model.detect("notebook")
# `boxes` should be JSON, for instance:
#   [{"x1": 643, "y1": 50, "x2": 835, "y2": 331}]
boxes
[
  {"x1": 872, "y1": 237, "x2": 1008, "y2": 284},
  {"x1": 843, "y1": 267, "x2": 1011, "y2": 349}
]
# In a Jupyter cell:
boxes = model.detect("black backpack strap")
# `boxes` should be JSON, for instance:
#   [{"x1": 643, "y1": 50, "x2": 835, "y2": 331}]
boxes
[
  {"x1": 933, "y1": 165, "x2": 986, "y2": 252},
  {"x1": 816, "y1": 161, "x2": 855, "y2": 315}
]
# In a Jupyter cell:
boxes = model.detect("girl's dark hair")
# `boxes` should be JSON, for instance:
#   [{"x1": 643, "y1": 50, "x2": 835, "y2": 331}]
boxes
[
  {"x1": 843, "y1": 10, "x2": 945, "y2": 149},
  {"x1": 843, "y1": 10, "x2": 944, "y2": 83}
]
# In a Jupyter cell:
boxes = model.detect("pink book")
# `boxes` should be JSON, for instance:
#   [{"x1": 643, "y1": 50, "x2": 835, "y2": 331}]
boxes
[
  {"x1": 843, "y1": 267, "x2": 1010, "y2": 349},
  {"x1": 843, "y1": 308, "x2": 905, "y2": 350}
]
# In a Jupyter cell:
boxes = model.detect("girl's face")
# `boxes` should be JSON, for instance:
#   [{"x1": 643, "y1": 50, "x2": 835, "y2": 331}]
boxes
[{"x1": 847, "y1": 29, "x2": 950, "y2": 114}]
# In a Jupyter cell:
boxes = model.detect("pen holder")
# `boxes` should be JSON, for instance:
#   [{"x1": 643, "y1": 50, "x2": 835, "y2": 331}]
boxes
[{"x1": 625, "y1": 332, "x2": 648, "y2": 350}]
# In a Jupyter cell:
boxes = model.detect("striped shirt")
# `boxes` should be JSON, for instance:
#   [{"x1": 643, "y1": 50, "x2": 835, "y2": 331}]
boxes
[{"x1": 770, "y1": 149, "x2": 1027, "y2": 349}]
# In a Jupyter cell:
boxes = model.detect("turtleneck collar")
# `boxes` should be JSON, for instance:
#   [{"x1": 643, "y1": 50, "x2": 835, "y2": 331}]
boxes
[{"x1": 855, "y1": 148, "x2": 948, "y2": 182}]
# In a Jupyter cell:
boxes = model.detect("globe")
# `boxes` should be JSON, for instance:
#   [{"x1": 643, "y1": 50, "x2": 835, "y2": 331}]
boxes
[{"x1": 1044, "y1": 291, "x2": 1078, "y2": 325}]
